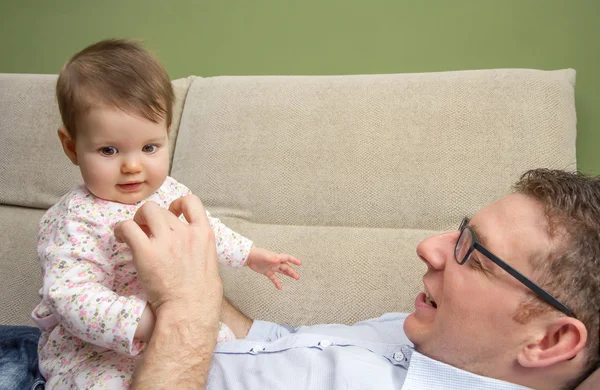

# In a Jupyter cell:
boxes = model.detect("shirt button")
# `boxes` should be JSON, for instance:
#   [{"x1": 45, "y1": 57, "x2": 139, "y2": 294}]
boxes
[
  {"x1": 249, "y1": 345, "x2": 265, "y2": 354},
  {"x1": 318, "y1": 340, "x2": 332, "y2": 348},
  {"x1": 393, "y1": 351, "x2": 405, "y2": 361}
]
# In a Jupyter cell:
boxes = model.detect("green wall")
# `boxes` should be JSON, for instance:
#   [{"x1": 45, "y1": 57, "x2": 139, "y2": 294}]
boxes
[{"x1": 1, "y1": 0, "x2": 598, "y2": 173}]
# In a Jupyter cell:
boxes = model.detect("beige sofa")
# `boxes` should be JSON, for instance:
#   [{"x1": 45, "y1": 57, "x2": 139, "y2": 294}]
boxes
[{"x1": 1, "y1": 69, "x2": 597, "y2": 388}]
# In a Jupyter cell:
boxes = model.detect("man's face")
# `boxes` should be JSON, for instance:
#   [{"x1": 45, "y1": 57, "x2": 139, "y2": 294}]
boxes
[{"x1": 403, "y1": 193, "x2": 555, "y2": 377}]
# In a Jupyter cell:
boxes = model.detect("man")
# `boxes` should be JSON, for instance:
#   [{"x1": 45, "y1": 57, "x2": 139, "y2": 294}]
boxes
[{"x1": 117, "y1": 168, "x2": 599, "y2": 389}]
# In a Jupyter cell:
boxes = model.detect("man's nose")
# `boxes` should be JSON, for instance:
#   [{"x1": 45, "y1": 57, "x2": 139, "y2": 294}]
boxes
[
  {"x1": 121, "y1": 155, "x2": 142, "y2": 173},
  {"x1": 415, "y1": 231, "x2": 459, "y2": 271}
]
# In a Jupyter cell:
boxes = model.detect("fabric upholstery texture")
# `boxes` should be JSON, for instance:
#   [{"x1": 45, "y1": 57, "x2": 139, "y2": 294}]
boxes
[
  {"x1": 0, "y1": 206, "x2": 45, "y2": 325},
  {"x1": 0, "y1": 74, "x2": 81, "y2": 209},
  {"x1": 173, "y1": 70, "x2": 576, "y2": 232},
  {"x1": 171, "y1": 69, "x2": 576, "y2": 325},
  {"x1": 217, "y1": 219, "x2": 432, "y2": 325}
]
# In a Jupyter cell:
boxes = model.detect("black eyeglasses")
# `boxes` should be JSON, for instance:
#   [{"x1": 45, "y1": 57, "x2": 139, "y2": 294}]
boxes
[{"x1": 456, "y1": 217, "x2": 575, "y2": 318}]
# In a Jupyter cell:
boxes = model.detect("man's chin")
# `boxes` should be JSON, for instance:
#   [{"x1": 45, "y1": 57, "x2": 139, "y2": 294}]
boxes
[{"x1": 403, "y1": 312, "x2": 420, "y2": 344}]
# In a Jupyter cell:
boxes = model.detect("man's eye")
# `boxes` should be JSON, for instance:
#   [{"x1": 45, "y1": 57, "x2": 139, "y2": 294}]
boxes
[
  {"x1": 467, "y1": 253, "x2": 486, "y2": 272},
  {"x1": 99, "y1": 146, "x2": 117, "y2": 156},
  {"x1": 469, "y1": 253, "x2": 495, "y2": 276},
  {"x1": 142, "y1": 144, "x2": 158, "y2": 153}
]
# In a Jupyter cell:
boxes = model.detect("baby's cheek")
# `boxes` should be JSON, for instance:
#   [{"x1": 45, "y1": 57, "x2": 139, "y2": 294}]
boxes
[{"x1": 81, "y1": 160, "x2": 116, "y2": 190}]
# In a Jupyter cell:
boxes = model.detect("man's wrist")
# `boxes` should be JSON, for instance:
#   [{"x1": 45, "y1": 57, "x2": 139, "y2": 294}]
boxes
[
  {"x1": 131, "y1": 303, "x2": 220, "y2": 389},
  {"x1": 159, "y1": 304, "x2": 220, "y2": 342}
]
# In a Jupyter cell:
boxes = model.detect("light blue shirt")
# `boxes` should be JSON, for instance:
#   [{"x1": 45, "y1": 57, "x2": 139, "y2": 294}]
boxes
[{"x1": 207, "y1": 313, "x2": 531, "y2": 389}]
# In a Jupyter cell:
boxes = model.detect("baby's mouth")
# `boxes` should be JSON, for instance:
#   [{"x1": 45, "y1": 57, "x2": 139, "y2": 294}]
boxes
[{"x1": 118, "y1": 182, "x2": 143, "y2": 191}]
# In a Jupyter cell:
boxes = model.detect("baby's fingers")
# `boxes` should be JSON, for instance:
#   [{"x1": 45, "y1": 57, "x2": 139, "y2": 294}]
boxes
[
  {"x1": 278, "y1": 264, "x2": 300, "y2": 280},
  {"x1": 267, "y1": 272, "x2": 283, "y2": 290},
  {"x1": 279, "y1": 254, "x2": 302, "y2": 266}
]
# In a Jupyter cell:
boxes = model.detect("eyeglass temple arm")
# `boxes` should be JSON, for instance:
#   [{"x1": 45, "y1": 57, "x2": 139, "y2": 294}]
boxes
[{"x1": 475, "y1": 244, "x2": 575, "y2": 318}]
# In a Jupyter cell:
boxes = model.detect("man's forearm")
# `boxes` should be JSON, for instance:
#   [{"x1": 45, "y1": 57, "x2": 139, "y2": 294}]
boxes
[{"x1": 131, "y1": 306, "x2": 219, "y2": 389}]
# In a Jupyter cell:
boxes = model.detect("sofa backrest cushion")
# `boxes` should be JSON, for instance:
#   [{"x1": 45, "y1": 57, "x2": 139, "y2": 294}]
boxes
[{"x1": 171, "y1": 69, "x2": 577, "y2": 325}]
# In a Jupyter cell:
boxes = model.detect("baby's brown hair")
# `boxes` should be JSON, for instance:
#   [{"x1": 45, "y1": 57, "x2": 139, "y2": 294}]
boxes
[{"x1": 56, "y1": 39, "x2": 174, "y2": 139}]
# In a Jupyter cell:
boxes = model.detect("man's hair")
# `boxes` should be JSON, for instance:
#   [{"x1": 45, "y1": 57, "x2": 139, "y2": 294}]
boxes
[
  {"x1": 56, "y1": 39, "x2": 174, "y2": 139},
  {"x1": 513, "y1": 168, "x2": 600, "y2": 388}
]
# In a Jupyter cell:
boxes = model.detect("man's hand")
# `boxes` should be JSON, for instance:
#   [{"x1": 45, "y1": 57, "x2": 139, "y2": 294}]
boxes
[
  {"x1": 115, "y1": 197, "x2": 222, "y2": 315},
  {"x1": 246, "y1": 247, "x2": 302, "y2": 290},
  {"x1": 114, "y1": 195, "x2": 222, "y2": 389}
]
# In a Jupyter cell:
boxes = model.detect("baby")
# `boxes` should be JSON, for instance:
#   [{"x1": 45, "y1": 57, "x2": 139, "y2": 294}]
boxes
[{"x1": 31, "y1": 39, "x2": 301, "y2": 389}]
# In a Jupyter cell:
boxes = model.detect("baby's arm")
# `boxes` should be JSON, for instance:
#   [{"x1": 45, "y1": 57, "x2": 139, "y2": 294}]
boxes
[
  {"x1": 39, "y1": 213, "x2": 147, "y2": 355},
  {"x1": 134, "y1": 307, "x2": 156, "y2": 342},
  {"x1": 245, "y1": 247, "x2": 302, "y2": 290},
  {"x1": 205, "y1": 212, "x2": 301, "y2": 289},
  {"x1": 205, "y1": 210, "x2": 254, "y2": 268}
]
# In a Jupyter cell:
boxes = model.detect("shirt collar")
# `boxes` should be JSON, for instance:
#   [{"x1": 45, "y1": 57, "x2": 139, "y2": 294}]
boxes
[{"x1": 402, "y1": 348, "x2": 533, "y2": 390}]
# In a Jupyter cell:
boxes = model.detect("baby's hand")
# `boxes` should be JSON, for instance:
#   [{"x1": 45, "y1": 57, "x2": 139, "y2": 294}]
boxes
[{"x1": 246, "y1": 247, "x2": 301, "y2": 290}]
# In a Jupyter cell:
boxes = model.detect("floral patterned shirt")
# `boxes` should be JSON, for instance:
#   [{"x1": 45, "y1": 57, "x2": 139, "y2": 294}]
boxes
[{"x1": 32, "y1": 177, "x2": 252, "y2": 377}]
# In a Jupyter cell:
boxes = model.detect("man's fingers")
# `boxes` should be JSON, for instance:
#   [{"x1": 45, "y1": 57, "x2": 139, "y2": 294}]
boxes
[
  {"x1": 114, "y1": 220, "x2": 151, "y2": 259},
  {"x1": 171, "y1": 195, "x2": 219, "y2": 276},
  {"x1": 133, "y1": 202, "x2": 171, "y2": 238},
  {"x1": 169, "y1": 195, "x2": 210, "y2": 229},
  {"x1": 168, "y1": 199, "x2": 183, "y2": 218},
  {"x1": 140, "y1": 225, "x2": 152, "y2": 237}
]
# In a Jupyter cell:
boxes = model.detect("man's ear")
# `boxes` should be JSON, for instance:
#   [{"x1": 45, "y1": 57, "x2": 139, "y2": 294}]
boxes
[
  {"x1": 57, "y1": 127, "x2": 78, "y2": 165},
  {"x1": 517, "y1": 317, "x2": 587, "y2": 368}
]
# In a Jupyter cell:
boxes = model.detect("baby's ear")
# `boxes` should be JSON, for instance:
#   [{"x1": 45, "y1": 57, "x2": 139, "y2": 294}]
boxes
[{"x1": 57, "y1": 127, "x2": 78, "y2": 165}]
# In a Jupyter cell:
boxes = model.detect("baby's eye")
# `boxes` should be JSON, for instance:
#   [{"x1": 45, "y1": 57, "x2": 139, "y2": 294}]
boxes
[
  {"x1": 99, "y1": 146, "x2": 117, "y2": 156},
  {"x1": 142, "y1": 144, "x2": 158, "y2": 153}
]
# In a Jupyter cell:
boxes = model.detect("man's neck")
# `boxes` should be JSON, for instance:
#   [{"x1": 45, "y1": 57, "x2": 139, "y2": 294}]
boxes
[{"x1": 508, "y1": 364, "x2": 577, "y2": 390}]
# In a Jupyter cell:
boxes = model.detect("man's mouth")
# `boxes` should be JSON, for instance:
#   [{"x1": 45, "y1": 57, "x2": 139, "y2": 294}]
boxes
[
  {"x1": 424, "y1": 285, "x2": 438, "y2": 308},
  {"x1": 425, "y1": 293, "x2": 438, "y2": 308}
]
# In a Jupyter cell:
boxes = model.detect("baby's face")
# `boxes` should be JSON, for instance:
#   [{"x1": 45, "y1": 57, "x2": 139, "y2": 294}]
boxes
[{"x1": 72, "y1": 106, "x2": 170, "y2": 204}]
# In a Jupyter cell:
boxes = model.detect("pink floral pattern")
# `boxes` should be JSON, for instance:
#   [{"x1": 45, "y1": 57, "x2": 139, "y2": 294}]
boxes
[{"x1": 33, "y1": 177, "x2": 252, "y2": 389}]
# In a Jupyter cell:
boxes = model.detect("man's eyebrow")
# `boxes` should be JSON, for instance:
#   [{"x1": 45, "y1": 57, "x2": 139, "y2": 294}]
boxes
[
  {"x1": 469, "y1": 223, "x2": 490, "y2": 247},
  {"x1": 468, "y1": 222, "x2": 498, "y2": 274}
]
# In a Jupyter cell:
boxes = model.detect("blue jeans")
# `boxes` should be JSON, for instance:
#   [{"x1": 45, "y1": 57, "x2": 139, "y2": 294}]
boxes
[{"x1": 0, "y1": 326, "x2": 45, "y2": 390}]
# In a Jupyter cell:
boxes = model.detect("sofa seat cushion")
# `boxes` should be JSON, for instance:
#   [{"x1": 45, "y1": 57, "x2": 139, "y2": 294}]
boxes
[
  {"x1": 218, "y1": 217, "x2": 431, "y2": 325},
  {"x1": 0, "y1": 206, "x2": 45, "y2": 325}
]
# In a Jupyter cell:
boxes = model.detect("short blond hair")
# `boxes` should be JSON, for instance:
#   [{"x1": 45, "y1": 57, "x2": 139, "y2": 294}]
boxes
[{"x1": 56, "y1": 39, "x2": 174, "y2": 139}]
